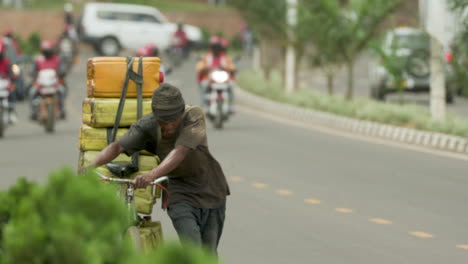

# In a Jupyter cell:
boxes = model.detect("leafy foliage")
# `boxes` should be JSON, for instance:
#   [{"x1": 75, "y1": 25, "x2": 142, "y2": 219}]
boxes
[
  {"x1": 0, "y1": 169, "x2": 221, "y2": 264},
  {"x1": 239, "y1": 70, "x2": 468, "y2": 137},
  {"x1": 0, "y1": 168, "x2": 133, "y2": 264},
  {"x1": 448, "y1": 0, "x2": 468, "y2": 96},
  {"x1": 17, "y1": 32, "x2": 42, "y2": 57},
  {"x1": 134, "y1": 242, "x2": 219, "y2": 264}
]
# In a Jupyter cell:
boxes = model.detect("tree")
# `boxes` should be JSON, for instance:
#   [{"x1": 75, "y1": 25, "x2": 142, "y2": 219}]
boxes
[
  {"x1": 228, "y1": 0, "x2": 287, "y2": 80},
  {"x1": 228, "y1": 0, "x2": 313, "y2": 89},
  {"x1": 448, "y1": 0, "x2": 468, "y2": 96},
  {"x1": 301, "y1": 0, "x2": 346, "y2": 95},
  {"x1": 304, "y1": 0, "x2": 403, "y2": 99}
]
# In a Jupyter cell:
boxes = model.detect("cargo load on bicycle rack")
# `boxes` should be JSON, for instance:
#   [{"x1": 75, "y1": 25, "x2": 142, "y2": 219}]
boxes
[
  {"x1": 87, "y1": 57, "x2": 162, "y2": 98},
  {"x1": 78, "y1": 56, "x2": 163, "y2": 216}
]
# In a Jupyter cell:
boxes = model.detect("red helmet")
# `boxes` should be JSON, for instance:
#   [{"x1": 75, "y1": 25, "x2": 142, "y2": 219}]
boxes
[
  {"x1": 4, "y1": 28, "x2": 13, "y2": 37},
  {"x1": 209, "y1": 36, "x2": 222, "y2": 45},
  {"x1": 220, "y1": 38, "x2": 229, "y2": 49},
  {"x1": 136, "y1": 47, "x2": 151, "y2": 57},
  {"x1": 40, "y1": 40, "x2": 55, "y2": 51},
  {"x1": 144, "y1": 43, "x2": 159, "y2": 56},
  {"x1": 40, "y1": 40, "x2": 56, "y2": 58}
]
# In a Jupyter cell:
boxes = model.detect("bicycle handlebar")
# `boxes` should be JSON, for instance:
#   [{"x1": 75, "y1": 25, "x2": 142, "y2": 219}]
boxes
[{"x1": 95, "y1": 172, "x2": 169, "y2": 186}]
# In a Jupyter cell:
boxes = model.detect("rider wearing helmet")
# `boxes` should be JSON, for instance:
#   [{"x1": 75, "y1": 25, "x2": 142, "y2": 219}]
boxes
[
  {"x1": 0, "y1": 40, "x2": 18, "y2": 124},
  {"x1": 3, "y1": 29, "x2": 26, "y2": 102},
  {"x1": 144, "y1": 42, "x2": 160, "y2": 57},
  {"x1": 3, "y1": 29, "x2": 22, "y2": 63},
  {"x1": 195, "y1": 36, "x2": 236, "y2": 111},
  {"x1": 30, "y1": 40, "x2": 67, "y2": 120},
  {"x1": 172, "y1": 21, "x2": 189, "y2": 58},
  {"x1": 136, "y1": 43, "x2": 167, "y2": 76}
]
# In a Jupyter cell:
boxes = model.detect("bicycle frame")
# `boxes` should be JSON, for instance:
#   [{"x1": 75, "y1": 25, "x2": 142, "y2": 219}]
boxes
[{"x1": 95, "y1": 172, "x2": 169, "y2": 224}]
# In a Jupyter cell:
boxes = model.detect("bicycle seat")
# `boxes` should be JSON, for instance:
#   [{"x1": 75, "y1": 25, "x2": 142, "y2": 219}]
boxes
[{"x1": 106, "y1": 161, "x2": 138, "y2": 178}]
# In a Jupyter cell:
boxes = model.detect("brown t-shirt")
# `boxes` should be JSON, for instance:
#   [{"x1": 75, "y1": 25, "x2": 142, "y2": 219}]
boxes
[{"x1": 118, "y1": 105, "x2": 230, "y2": 209}]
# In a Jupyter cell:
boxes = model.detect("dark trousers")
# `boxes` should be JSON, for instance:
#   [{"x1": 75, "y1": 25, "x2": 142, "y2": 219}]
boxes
[{"x1": 167, "y1": 202, "x2": 226, "y2": 255}]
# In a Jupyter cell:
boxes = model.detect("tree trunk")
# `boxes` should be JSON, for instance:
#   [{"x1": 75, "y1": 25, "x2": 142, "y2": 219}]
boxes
[
  {"x1": 294, "y1": 48, "x2": 304, "y2": 90},
  {"x1": 259, "y1": 41, "x2": 269, "y2": 81},
  {"x1": 264, "y1": 66, "x2": 272, "y2": 81},
  {"x1": 346, "y1": 60, "x2": 354, "y2": 100},
  {"x1": 327, "y1": 73, "x2": 334, "y2": 95}
]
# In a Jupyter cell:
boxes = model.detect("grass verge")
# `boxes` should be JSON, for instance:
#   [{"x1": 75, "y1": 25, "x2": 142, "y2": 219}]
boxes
[{"x1": 238, "y1": 70, "x2": 468, "y2": 138}]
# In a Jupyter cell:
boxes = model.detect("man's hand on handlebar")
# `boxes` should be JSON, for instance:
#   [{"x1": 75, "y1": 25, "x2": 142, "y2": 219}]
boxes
[{"x1": 134, "y1": 173, "x2": 154, "y2": 189}]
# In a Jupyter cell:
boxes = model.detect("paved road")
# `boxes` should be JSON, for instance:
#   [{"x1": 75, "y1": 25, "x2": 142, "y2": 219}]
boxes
[{"x1": 1, "y1": 50, "x2": 468, "y2": 263}]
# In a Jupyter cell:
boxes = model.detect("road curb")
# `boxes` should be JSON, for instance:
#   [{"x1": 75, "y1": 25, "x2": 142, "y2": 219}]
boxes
[{"x1": 237, "y1": 87, "x2": 468, "y2": 155}]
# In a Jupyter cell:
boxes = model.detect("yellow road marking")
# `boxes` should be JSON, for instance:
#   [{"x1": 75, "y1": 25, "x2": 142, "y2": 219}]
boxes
[
  {"x1": 276, "y1": 189, "x2": 293, "y2": 196},
  {"x1": 456, "y1": 245, "x2": 468, "y2": 250},
  {"x1": 251, "y1": 182, "x2": 267, "y2": 189},
  {"x1": 335, "y1": 208, "x2": 353, "y2": 213},
  {"x1": 304, "y1": 199, "x2": 321, "y2": 205},
  {"x1": 409, "y1": 232, "x2": 433, "y2": 238},
  {"x1": 369, "y1": 218, "x2": 392, "y2": 225},
  {"x1": 230, "y1": 176, "x2": 243, "y2": 182}
]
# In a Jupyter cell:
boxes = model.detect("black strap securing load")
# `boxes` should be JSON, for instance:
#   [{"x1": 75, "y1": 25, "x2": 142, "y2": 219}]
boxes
[
  {"x1": 108, "y1": 56, "x2": 144, "y2": 173},
  {"x1": 131, "y1": 57, "x2": 144, "y2": 169}
]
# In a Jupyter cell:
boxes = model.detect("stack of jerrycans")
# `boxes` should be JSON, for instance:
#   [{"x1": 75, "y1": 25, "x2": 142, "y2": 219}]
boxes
[{"x1": 78, "y1": 57, "x2": 164, "y2": 251}]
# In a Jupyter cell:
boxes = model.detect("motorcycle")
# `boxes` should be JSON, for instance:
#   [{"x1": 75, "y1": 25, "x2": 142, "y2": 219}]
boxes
[
  {"x1": 205, "y1": 68, "x2": 233, "y2": 129},
  {"x1": 0, "y1": 74, "x2": 11, "y2": 138},
  {"x1": 165, "y1": 37, "x2": 186, "y2": 68},
  {"x1": 58, "y1": 36, "x2": 76, "y2": 77},
  {"x1": 33, "y1": 69, "x2": 61, "y2": 133}
]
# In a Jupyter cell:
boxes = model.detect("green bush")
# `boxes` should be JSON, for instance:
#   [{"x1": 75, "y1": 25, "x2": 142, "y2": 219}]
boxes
[
  {"x1": 238, "y1": 70, "x2": 468, "y2": 138},
  {"x1": 0, "y1": 168, "x2": 133, "y2": 264},
  {"x1": 229, "y1": 35, "x2": 243, "y2": 51},
  {"x1": 0, "y1": 178, "x2": 38, "y2": 253},
  {"x1": 0, "y1": 169, "x2": 220, "y2": 264},
  {"x1": 14, "y1": 32, "x2": 41, "y2": 57},
  {"x1": 134, "y1": 242, "x2": 219, "y2": 264}
]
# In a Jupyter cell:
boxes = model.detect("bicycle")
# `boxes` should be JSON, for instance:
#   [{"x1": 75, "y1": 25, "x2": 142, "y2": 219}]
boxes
[{"x1": 95, "y1": 161, "x2": 169, "y2": 251}]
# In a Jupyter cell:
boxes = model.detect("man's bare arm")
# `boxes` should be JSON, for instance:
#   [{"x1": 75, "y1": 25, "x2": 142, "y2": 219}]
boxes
[
  {"x1": 88, "y1": 142, "x2": 126, "y2": 168},
  {"x1": 134, "y1": 145, "x2": 189, "y2": 188}
]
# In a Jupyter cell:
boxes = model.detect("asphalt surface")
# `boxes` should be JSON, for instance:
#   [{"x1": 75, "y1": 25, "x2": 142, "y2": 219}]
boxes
[{"x1": 1, "y1": 49, "x2": 468, "y2": 263}]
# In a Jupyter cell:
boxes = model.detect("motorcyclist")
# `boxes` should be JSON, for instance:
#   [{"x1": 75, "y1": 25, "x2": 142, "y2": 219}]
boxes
[
  {"x1": 195, "y1": 36, "x2": 236, "y2": 112},
  {"x1": 171, "y1": 22, "x2": 189, "y2": 58},
  {"x1": 3, "y1": 29, "x2": 22, "y2": 63},
  {"x1": 30, "y1": 40, "x2": 67, "y2": 120},
  {"x1": 136, "y1": 43, "x2": 168, "y2": 76},
  {"x1": 3, "y1": 29, "x2": 26, "y2": 102},
  {"x1": 0, "y1": 40, "x2": 19, "y2": 124},
  {"x1": 57, "y1": 25, "x2": 79, "y2": 75}
]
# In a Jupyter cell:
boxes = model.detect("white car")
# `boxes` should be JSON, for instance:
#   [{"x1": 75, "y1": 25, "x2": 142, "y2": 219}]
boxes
[{"x1": 78, "y1": 2, "x2": 202, "y2": 56}]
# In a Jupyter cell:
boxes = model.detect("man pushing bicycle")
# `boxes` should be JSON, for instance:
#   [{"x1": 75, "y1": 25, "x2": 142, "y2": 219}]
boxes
[{"x1": 86, "y1": 83, "x2": 230, "y2": 255}]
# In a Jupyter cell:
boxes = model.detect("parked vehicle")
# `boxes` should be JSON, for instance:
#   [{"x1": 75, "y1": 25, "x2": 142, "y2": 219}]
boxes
[
  {"x1": 370, "y1": 27, "x2": 455, "y2": 103},
  {"x1": 78, "y1": 3, "x2": 202, "y2": 56},
  {"x1": 205, "y1": 68, "x2": 233, "y2": 129}
]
